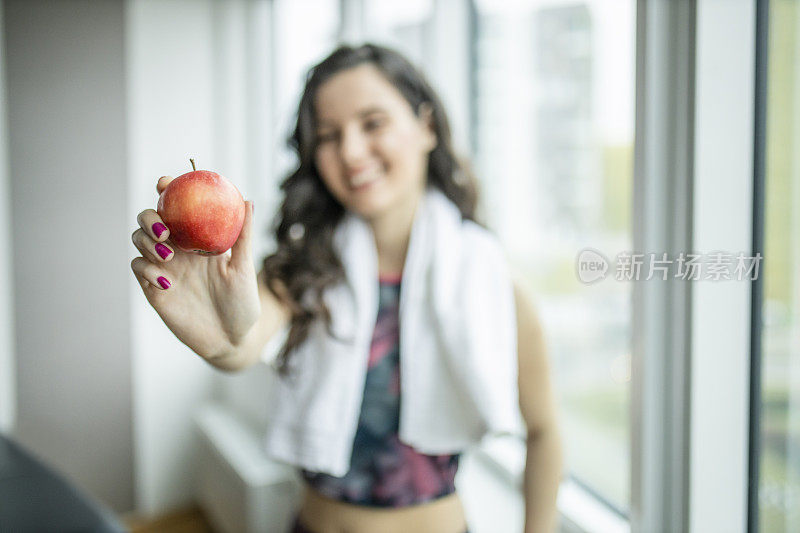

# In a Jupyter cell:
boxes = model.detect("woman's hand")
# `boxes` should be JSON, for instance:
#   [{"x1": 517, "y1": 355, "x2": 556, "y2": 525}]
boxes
[{"x1": 130, "y1": 176, "x2": 260, "y2": 361}]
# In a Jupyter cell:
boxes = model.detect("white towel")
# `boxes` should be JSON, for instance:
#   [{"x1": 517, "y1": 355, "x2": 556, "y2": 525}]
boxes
[{"x1": 261, "y1": 186, "x2": 526, "y2": 477}]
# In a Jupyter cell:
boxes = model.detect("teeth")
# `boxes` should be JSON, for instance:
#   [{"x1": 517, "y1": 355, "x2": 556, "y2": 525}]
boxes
[{"x1": 350, "y1": 171, "x2": 380, "y2": 187}]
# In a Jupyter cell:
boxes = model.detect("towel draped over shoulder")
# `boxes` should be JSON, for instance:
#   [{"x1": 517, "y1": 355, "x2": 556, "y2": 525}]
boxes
[{"x1": 260, "y1": 187, "x2": 526, "y2": 477}]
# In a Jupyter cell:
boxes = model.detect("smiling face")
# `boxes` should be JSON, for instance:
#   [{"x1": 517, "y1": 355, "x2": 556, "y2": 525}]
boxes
[{"x1": 313, "y1": 64, "x2": 437, "y2": 222}]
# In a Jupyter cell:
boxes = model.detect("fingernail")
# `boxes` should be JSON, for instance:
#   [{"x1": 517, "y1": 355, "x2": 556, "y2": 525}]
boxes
[
  {"x1": 152, "y1": 222, "x2": 167, "y2": 239},
  {"x1": 155, "y1": 243, "x2": 172, "y2": 260},
  {"x1": 157, "y1": 276, "x2": 171, "y2": 290}
]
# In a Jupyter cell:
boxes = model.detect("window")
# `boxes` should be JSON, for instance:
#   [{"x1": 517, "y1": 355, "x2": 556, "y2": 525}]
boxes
[
  {"x1": 362, "y1": 0, "x2": 433, "y2": 68},
  {"x1": 758, "y1": 0, "x2": 800, "y2": 530},
  {"x1": 271, "y1": 0, "x2": 341, "y2": 179},
  {"x1": 472, "y1": 0, "x2": 635, "y2": 513}
]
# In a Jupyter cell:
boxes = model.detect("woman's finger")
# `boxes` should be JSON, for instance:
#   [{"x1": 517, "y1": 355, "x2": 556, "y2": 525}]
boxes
[
  {"x1": 229, "y1": 201, "x2": 254, "y2": 271},
  {"x1": 136, "y1": 208, "x2": 170, "y2": 243},
  {"x1": 156, "y1": 175, "x2": 174, "y2": 195},
  {"x1": 131, "y1": 228, "x2": 174, "y2": 263},
  {"x1": 131, "y1": 256, "x2": 172, "y2": 291}
]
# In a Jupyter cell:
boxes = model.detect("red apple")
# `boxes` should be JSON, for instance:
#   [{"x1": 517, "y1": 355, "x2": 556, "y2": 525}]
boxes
[{"x1": 156, "y1": 159, "x2": 245, "y2": 255}]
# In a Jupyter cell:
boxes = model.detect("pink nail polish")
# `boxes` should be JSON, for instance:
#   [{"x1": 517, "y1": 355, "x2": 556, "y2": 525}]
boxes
[
  {"x1": 152, "y1": 222, "x2": 167, "y2": 239},
  {"x1": 157, "y1": 276, "x2": 171, "y2": 289},
  {"x1": 155, "y1": 243, "x2": 172, "y2": 260}
]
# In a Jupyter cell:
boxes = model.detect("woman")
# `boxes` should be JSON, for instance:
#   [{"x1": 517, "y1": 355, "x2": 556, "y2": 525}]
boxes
[{"x1": 131, "y1": 44, "x2": 562, "y2": 533}]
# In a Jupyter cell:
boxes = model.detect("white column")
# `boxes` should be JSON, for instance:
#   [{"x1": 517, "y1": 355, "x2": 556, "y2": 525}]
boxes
[
  {"x1": 126, "y1": 0, "x2": 219, "y2": 514},
  {"x1": 428, "y1": 0, "x2": 472, "y2": 154},
  {"x1": 689, "y1": 0, "x2": 756, "y2": 531}
]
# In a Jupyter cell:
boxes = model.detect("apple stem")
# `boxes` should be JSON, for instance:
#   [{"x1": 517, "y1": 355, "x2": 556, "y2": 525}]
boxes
[{"x1": 190, "y1": 158, "x2": 196, "y2": 171}]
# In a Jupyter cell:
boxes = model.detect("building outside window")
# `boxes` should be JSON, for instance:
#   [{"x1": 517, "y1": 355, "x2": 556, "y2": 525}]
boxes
[
  {"x1": 473, "y1": 0, "x2": 635, "y2": 513},
  {"x1": 758, "y1": 0, "x2": 800, "y2": 531}
]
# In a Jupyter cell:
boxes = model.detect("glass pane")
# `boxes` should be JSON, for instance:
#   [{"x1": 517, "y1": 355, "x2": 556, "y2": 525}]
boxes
[
  {"x1": 759, "y1": 1, "x2": 800, "y2": 531},
  {"x1": 362, "y1": 0, "x2": 433, "y2": 68},
  {"x1": 473, "y1": 0, "x2": 635, "y2": 512}
]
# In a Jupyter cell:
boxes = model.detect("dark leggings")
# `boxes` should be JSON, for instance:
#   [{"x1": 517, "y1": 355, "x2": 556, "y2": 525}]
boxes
[{"x1": 291, "y1": 515, "x2": 470, "y2": 532}]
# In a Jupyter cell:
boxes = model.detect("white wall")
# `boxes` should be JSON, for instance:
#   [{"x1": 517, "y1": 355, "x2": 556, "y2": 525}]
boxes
[
  {"x1": 4, "y1": 0, "x2": 133, "y2": 512},
  {"x1": 126, "y1": 0, "x2": 224, "y2": 515},
  {"x1": 0, "y1": 0, "x2": 15, "y2": 436},
  {"x1": 3, "y1": 0, "x2": 273, "y2": 516},
  {"x1": 1, "y1": 0, "x2": 280, "y2": 517}
]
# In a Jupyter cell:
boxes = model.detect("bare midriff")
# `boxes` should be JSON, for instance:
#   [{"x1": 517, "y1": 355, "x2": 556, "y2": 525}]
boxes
[{"x1": 297, "y1": 483, "x2": 469, "y2": 533}]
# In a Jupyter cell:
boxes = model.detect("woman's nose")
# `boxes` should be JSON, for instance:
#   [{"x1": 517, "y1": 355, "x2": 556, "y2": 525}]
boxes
[{"x1": 339, "y1": 126, "x2": 370, "y2": 166}]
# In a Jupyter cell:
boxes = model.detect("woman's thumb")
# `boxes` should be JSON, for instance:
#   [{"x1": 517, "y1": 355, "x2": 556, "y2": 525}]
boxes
[{"x1": 230, "y1": 200, "x2": 254, "y2": 269}]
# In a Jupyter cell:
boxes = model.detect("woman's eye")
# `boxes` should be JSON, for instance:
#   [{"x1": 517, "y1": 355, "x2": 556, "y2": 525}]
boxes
[
  {"x1": 317, "y1": 132, "x2": 336, "y2": 143},
  {"x1": 364, "y1": 118, "x2": 385, "y2": 131}
]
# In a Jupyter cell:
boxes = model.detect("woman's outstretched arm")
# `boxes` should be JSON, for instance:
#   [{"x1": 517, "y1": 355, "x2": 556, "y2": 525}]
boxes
[{"x1": 514, "y1": 280, "x2": 563, "y2": 533}]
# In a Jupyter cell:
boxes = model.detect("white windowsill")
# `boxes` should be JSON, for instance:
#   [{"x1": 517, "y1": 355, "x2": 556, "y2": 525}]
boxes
[
  {"x1": 557, "y1": 479, "x2": 629, "y2": 533},
  {"x1": 472, "y1": 436, "x2": 629, "y2": 533}
]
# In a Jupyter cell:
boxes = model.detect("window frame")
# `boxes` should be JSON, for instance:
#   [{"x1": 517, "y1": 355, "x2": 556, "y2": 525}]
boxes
[
  {"x1": 747, "y1": 0, "x2": 769, "y2": 530},
  {"x1": 629, "y1": 0, "x2": 696, "y2": 530},
  {"x1": 687, "y1": 0, "x2": 760, "y2": 532},
  {"x1": 607, "y1": 1, "x2": 760, "y2": 529}
]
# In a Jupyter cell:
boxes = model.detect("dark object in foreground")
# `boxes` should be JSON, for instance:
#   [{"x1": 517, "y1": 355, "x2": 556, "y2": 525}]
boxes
[{"x1": 0, "y1": 433, "x2": 126, "y2": 532}]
